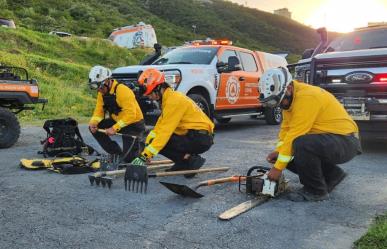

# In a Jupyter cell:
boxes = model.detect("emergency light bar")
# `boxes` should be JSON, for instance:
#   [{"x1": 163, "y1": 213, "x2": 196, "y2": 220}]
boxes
[{"x1": 188, "y1": 39, "x2": 233, "y2": 46}]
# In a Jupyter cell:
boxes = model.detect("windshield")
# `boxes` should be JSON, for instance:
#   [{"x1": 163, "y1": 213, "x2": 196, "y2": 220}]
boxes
[
  {"x1": 326, "y1": 28, "x2": 387, "y2": 52},
  {"x1": 152, "y1": 47, "x2": 218, "y2": 65}
]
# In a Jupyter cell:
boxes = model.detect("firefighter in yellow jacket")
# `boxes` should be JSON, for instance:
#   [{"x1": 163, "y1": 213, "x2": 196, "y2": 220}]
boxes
[
  {"x1": 259, "y1": 67, "x2": 361, "y2": 202},
  {"x1": 131, "y1": 68, "x2": 214, "y2": 177},
  {"x1": 88, "y1": 66, "x2": 145, "y2": 163}
]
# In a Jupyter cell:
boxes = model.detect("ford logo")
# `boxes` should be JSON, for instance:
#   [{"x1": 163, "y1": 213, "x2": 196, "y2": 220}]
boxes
[{"x1": 345, "y1": 72, "x2": 374, "y2": 83}]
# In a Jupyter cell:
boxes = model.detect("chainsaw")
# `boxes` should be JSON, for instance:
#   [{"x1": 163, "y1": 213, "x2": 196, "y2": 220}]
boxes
[
  {"x1": 218, "y1": 166, "x2": 288, "y2": 220},
  {"x1": 239, "y1": 166, "x2": 287, "y2": 197}
]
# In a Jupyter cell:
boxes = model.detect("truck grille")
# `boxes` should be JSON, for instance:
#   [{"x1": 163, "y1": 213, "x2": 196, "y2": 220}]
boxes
[{"x1": 112, "y1": 73, "x2": 138, "y2": 88}]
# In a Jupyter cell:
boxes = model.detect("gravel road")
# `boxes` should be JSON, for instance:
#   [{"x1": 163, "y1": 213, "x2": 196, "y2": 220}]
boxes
[{"x1": 1, "y1": 117, "x2": 386, "y2": 249}]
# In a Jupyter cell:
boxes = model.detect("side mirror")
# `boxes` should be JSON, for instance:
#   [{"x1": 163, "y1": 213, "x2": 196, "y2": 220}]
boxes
[
  {"x1": 216, "y1": 61, "x2": 227, "y2": 73},
  {"x1": 301, "y1": 48, "x2": 314, "y2": 59},
  {"x1": 227, "y1": 56, "x2": 242, "y2": 72}
]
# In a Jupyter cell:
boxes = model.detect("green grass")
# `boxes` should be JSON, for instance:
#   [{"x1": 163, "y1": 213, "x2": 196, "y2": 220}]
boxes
[
  {"x1": 354, "y1": 214, "x2": 387, "y2": 249},
  {"x1": 0, "y1": 27, "x2": 147, "y2": 122}
]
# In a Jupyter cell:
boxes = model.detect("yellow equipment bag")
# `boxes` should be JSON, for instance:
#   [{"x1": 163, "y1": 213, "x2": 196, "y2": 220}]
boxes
[{"x1": 20, "y1": 156, "x2": 100, "y2": 174}]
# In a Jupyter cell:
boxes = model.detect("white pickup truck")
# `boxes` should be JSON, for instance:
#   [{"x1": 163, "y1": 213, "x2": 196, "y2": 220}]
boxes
[{"x1": 92, "y1": 39, "x2": 287, "y2": 125}]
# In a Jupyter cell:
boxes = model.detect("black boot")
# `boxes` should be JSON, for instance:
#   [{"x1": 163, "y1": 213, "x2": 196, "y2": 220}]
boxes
[
  {"x1": 184, "y1": 155, "x2": 205, "y2": 178},
  {"x1": 325, "y1": 166, "x2": 347, "y2": 193}
]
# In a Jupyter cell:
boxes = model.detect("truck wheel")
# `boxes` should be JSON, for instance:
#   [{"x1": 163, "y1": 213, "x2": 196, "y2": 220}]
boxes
[
  {"x1": 188, "y1": 93, "x2": 211, "y2": 119},
  {"x1": 264, "y1": 106, "x2": 282, "y2": 125},
  {"x1": 216, "y1": 118, "x2": 231, "y2": 124},
  {"x1": 0, "y1": 107, "x2": 20, "y2": 148}
]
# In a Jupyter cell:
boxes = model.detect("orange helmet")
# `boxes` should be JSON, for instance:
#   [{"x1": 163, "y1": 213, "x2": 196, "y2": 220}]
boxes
[{"x1": 138, "y1": 68, "x2": 165, "y2": 95}]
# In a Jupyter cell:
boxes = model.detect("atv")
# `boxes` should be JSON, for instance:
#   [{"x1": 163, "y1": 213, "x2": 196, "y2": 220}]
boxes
[{"x1": 0, "y1": 65, "x2": 47, "y2": 148}]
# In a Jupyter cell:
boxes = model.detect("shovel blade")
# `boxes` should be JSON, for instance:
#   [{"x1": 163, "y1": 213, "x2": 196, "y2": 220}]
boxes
[
  {"x1": 160, "y1": 181, "x2": 204, "y2": 198},
  {"x1": 124, "y1": 164, "x2": 148, "y2": 193}
]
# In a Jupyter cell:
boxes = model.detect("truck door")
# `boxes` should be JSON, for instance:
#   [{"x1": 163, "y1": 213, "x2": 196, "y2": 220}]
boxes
[
  {"x1": 237, "y1": 51, "x2": 260, "y2": 108},
  {"x1": 215, "y1": 49, "x2": 248, "y2": 110}
]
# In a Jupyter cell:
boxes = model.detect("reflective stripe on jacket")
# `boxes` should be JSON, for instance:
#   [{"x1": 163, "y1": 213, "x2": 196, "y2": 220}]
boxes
[
  {"x1": 143, "y1": 88, "x2": 214, "y2": 158},
  {"x1": 274, "y1": 81, "x2": 359, "y2": 170}
]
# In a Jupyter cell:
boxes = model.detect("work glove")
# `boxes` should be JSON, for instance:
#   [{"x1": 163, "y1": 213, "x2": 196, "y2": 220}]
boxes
[{"x1": 131, "y1": 155, "x2": 147, "y2": 166}]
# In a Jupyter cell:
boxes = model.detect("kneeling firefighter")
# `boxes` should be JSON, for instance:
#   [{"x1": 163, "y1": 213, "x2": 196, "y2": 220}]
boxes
[
  {"x1": 131, "y1": 68, "x2": 215, "y2": 177},
  {"x1": 88, "y1": 66, "x2": 145, "y2": 163}
]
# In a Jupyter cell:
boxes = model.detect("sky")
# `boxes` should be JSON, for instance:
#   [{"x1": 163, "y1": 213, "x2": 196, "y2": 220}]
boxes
[{"x1": 228, "y1": 0, "x2": 387, "y2": 32}]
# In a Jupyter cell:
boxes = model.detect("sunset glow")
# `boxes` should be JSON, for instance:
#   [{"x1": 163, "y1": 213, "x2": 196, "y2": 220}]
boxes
[
  {"x1": 229, "y1": 0, "x2": 387, "y2": 33},
  {"x1": 305, "y1": 0, "x2": 387, "y2": 32}
]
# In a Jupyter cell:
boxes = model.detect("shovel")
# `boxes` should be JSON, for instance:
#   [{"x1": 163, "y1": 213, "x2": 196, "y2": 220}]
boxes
[
  {"x1": 124, "y1": 166, "x2": 230, "y2": 194},
  {"x1": 88, "y1": 162, "x2": 173, "y2": 188},
  {"x1": 160, "y1": 176, "x2": 247, "y2": 198}
]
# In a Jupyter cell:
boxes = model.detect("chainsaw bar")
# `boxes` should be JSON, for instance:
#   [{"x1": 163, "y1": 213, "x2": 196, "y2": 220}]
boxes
[{"x1": 218, "y1": 196, "x2": 270, "y2": 220}]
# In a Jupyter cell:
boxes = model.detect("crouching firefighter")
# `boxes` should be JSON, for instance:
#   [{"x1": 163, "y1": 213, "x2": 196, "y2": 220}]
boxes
[
  {"x1": 259, "y1": 67, "x2": 362, "y2": 202},
  {"x1": 131, "y1": 68, "x2": 215, "y2": 177},
  {"x1": 88, "y1": 66, "x2": 145, "y2": 163}
]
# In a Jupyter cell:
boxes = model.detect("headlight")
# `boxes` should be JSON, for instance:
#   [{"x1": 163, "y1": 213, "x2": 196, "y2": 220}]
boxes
[{"x1": 163, "y1": 70, "x2": 182, "y2": 89}]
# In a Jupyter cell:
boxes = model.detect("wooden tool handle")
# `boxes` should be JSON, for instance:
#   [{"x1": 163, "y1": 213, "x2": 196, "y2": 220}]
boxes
[
  {"x1": 97, "y1": 129, "x2": 136, "y2": 138},
  {"x1": 147, "y1": 159, "x2": 173, "y2": 165},
  {"x1": 197, "y1": 176, "x2": 246, "y2": 187},
  {"x1": 154, "y1": 167, "x2": 230, "y2": 177},
  {"x1": 92, "y1": 164, "x2": 173, "y2": 177}
]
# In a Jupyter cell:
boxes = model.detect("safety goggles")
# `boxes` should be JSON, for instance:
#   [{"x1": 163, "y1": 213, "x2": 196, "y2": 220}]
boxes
[{"x1": 89, "y1": 78, "x2": 112, "y2": 90}]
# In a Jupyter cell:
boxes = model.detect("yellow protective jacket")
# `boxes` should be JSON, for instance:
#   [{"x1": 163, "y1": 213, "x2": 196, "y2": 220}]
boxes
[
  {"x1": 89, "y1": 80, "x2": 143, "y2": 132},
  {"x1": 274, "y1": 80, "x2": 359, "y2": 170},
  {"x1": 142, "y1": 88, "x2": 214, "y2": 158}
]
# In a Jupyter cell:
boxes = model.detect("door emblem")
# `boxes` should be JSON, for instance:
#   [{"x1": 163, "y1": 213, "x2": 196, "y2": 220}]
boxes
[{"x1": 226, "y1": 76, "x2": 240, "y2": 104}]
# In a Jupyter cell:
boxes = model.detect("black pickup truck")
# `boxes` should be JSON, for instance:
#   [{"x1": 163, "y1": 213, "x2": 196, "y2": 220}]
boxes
[{"x1": 290, "y1": 25, "x2": 387, "y2": 139}]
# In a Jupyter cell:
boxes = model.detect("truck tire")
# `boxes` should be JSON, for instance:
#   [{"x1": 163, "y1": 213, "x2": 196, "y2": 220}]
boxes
[
  {"x1": 188, "y1": 93, "x2": 212, "y2": 119},
  {"x1": 216, "y1": 118, "x2": 231, "y2": 124},
  {"x1": 264, "y1": 106, "x2": 282, "y2": 125},
  {"x1": 0, "y1": 107, "x2": 20, "y2": 148}
]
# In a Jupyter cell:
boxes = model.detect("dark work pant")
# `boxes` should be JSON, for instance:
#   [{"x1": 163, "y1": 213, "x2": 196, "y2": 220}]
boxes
[
  {"x1": 286, "y1": 133, "x2": 361, "y2": 195},
  {"x1": 91, "y1": 119, "x2": 145, "y2": 163},
  {"x1": 159, "y1": 130, "x2": 214, "y2": 164}
]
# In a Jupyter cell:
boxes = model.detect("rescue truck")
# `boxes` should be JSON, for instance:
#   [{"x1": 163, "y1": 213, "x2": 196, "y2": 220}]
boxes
[
  {"x1": 91, "y1": 39, "x2": 287, "y2": 125},
  {"x1": 290, "y1": 25, "x2": 387, "y2": 139}
]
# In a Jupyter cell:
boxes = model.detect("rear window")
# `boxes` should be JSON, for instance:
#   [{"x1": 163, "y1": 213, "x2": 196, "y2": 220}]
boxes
[
  {"x1": 152, "y1": 47, "x2": 218, "y2": 65},
  {"x1": 326, "y1": 28, "x2": 387, "y2": 52}
]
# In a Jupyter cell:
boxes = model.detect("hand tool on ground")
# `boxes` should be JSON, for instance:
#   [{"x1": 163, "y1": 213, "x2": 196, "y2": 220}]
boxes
[
  {"x1": 96, "y1": 128, "x2": 139, "y2": 171},
  {"x1": 88, "y1": 161, "x2": 174, "y2": 188},
  {"x1": 125, "y1": 166, "x2": 230, "y2": 194},
  {"x1": 97, "y1": 129, "x2": 137, "y2": 138},
  {"x1": 218, "y1": 166, "x2": 288, "y2": 221},
  {"x1": 160, "y1": 176, "x2": 248, "y2": 198}
]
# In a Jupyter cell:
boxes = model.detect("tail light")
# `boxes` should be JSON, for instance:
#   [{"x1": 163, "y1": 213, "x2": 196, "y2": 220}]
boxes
[{"x1": 371, "y1": 73, "x2": 387, "y2": 85}]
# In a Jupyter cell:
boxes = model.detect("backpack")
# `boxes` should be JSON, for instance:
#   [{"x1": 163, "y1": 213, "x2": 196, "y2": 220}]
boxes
[{"x1": 40, "y1": 118, "x2": 99, "y2": 157}]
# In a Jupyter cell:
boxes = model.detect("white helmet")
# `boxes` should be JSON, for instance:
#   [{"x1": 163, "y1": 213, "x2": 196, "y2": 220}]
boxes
[
  {"x1": 88, "y1": 66, "x2": 112, "y2": 89},
  {"x1": 258, "y1": 67, "x2": 292, "y2": 107}
]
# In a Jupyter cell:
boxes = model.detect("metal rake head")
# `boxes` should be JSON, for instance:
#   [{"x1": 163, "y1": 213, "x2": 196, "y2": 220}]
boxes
[
  {"x1": 124, "y1": 164, "x2": 148, "y2": 193},
  {"x1": 88, "y1": 175, "x2": 113, "y2": 189}
]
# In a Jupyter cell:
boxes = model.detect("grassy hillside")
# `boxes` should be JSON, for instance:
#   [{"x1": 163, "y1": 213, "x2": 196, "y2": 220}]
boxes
[
  {"x1": 0, "y1": 27, "x2": 147, "y2": 122},
  {"x1": 1, "y1": 0, "x2": 326, "y2": 53},
  {"x1": 0, "y1": 0, "x2": 333, "y2": 122}
]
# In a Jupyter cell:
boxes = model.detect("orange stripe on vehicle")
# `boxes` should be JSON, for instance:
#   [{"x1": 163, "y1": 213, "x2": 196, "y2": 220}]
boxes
[
  {"x1": 111, "y1": 27, "x2": 142, "y2": 36},
  {"x1": 0, "y1": 84, "x2": 39, "y2": 97}
]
